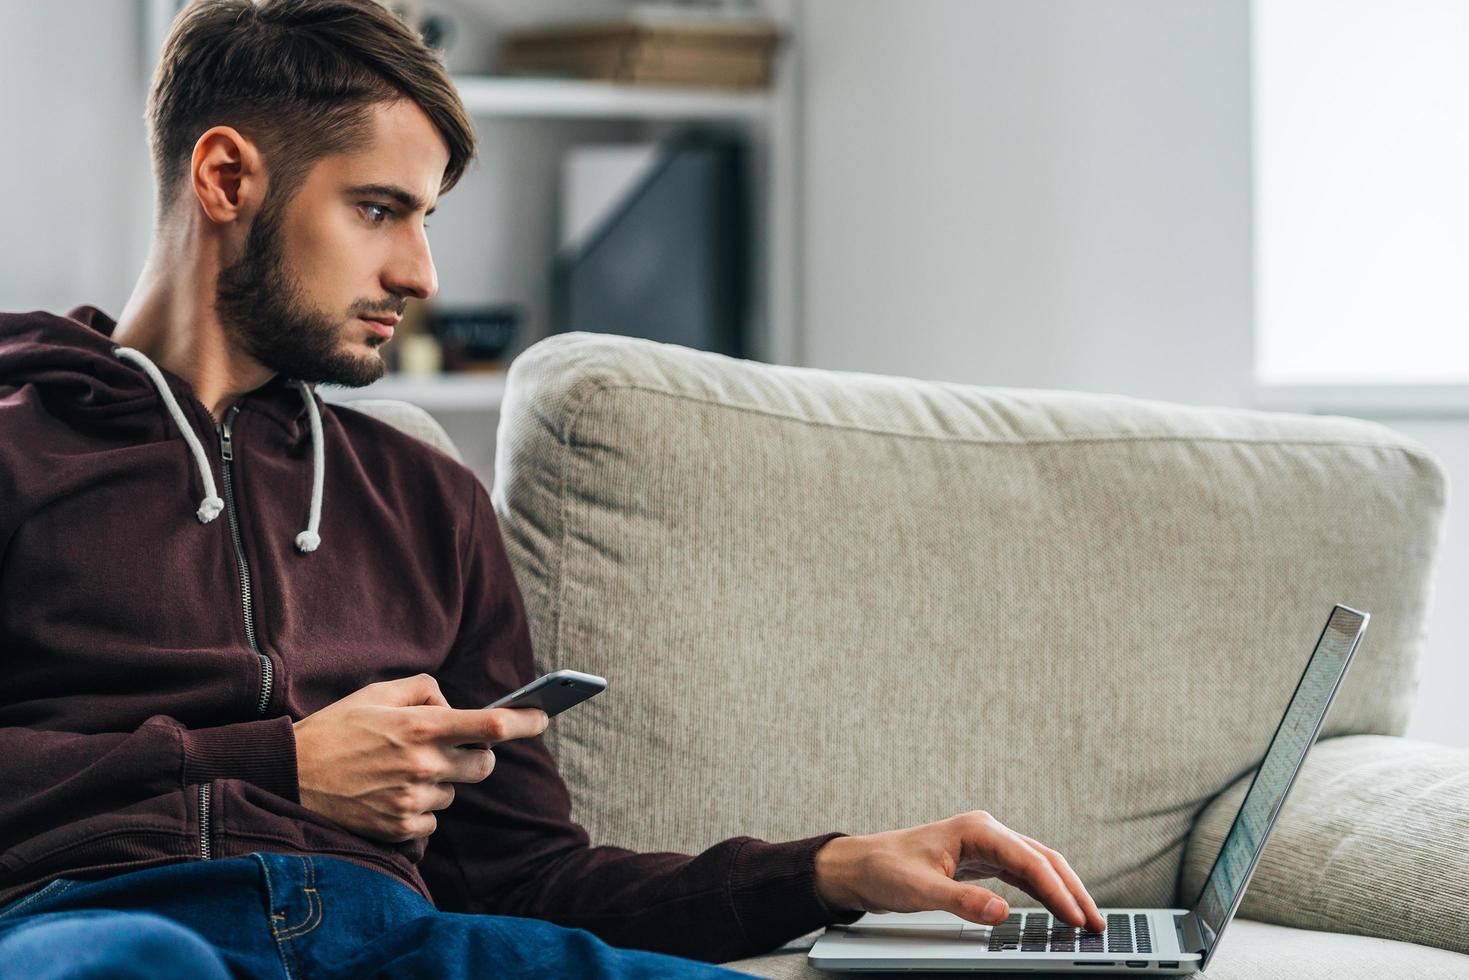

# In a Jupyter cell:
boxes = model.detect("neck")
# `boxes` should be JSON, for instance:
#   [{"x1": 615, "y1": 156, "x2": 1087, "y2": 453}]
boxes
[{"x1": 114, "y1": 230, "x2": 273, "y2": 425}]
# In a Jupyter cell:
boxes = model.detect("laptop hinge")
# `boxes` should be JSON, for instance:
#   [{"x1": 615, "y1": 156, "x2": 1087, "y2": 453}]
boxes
[{"x1": 1174, "y1": 913, "x2": 1208, "y2": 956}]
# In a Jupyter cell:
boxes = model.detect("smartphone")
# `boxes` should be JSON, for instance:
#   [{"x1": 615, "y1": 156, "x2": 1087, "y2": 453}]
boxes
[{"x1": 486, "y1": 669, "x2": 607, "y2": 718}]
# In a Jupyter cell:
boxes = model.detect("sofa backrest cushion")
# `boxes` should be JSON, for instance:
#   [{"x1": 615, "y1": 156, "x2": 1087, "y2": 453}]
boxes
[
  {"x1": 492, "y1": 332, "x2": 1446, "y2": 908},
  {"x1": 337, "y1": 398, "x2": 464, "y2": 464}
]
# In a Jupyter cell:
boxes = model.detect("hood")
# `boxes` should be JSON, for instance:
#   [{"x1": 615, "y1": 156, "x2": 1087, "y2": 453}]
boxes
[{"x1": 0, "y1": 305, "x2": 329, "y2": 553}]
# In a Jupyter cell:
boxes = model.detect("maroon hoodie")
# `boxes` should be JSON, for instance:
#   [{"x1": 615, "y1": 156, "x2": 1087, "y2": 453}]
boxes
[{"x1": 0, "y1": 306, "x2": 857, "y2": 962}]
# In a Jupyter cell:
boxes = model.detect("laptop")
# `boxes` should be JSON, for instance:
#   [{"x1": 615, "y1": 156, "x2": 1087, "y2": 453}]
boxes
[{"x1": 808, "y1": 604, "x2": 1369, "y2": 975}]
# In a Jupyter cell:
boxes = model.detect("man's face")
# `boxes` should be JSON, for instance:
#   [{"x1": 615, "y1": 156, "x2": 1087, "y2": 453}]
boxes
[{"x1": 215, "y1": 99, "x2": 447, "y2": 387}]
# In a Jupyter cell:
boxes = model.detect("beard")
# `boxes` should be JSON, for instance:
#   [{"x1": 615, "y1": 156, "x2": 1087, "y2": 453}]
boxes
[{"x1": 213, "y1": 199, "x2": 388, "y2": 388}]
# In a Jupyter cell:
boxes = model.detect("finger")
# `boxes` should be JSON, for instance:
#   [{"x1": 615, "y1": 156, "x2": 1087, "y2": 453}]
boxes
[
  {"x1": 994, "y1": 870, "x2": 1097, "y2": 935},
  {"x1": 971, "y1": 823, "x2": 1086, "y2": 928},
  {"x1": 1017, "y1": 835, "x2": 1106, "y2": 933},
  {"x1": 929, "y1": 876, "x2": 1012, "y2": 926},
  {"x1": 425, "y1": 782, "x2": 456, "y2": 813},
  {"x1": 427, "y1": 706, "x2": 550, "y2": 745},
  {"x1": 392, "y1": 812, "x2": 436, "y2": 843},
  {"x1": 443, "y1": 745, "x2": 497, "y2": 784},
  {"x1": 362, "y1": 673, "x2": 448, "y2": 708}
]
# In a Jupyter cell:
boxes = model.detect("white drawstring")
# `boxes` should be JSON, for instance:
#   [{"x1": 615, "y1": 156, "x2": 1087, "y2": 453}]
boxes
[
  {"x1": 293, "y1": 379, "x2": 324, "y2": 553},
  {"x1": 112, "y1": 346, "x2": 325, "y2": 554},
  {"x1": 113, "y1": 347, "x2": 224, "y2": 524}
]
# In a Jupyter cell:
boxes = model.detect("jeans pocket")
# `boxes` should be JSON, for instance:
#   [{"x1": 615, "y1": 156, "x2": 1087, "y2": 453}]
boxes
[{"x1": 0, "y1": 878, "x2": 77, "y2": 920}]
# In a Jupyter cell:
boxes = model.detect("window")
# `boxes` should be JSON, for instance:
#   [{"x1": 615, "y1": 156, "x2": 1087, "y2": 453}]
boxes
[{"x1": 1254, "y1": 0, "x2": 1469, "y2": 386}]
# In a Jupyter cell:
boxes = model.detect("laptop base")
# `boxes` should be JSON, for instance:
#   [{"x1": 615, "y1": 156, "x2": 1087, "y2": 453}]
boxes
[{"x1": 808, "y1": 908, "x2": 1203, "y2": 974}]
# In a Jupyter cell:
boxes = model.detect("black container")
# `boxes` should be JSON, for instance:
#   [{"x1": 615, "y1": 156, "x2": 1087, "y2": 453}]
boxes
[{"x1": 427, "y1": 305, "x2": 521, "y2": 370}]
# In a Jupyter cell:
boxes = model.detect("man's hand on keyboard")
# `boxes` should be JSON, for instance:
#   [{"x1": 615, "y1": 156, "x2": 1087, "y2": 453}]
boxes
[{"x1": 812, "y1": 809, "x2": 1107, "y2": 933}]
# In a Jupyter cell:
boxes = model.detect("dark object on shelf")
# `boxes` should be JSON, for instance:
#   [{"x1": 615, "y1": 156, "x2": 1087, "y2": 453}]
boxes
[
  {"x1": 498, "y1": 15, "x2": 781, "y2": 90},
  {"x1": 552, "y1": 130, "x2": 749, "y2": 360},
  {"x1": 427, "y1": 305, "x2": 520, "y2": 372}
]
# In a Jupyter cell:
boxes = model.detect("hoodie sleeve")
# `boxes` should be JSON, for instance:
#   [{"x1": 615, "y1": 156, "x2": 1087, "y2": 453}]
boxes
[
  {"x1": 0, "y1": 715, "x2": 299, "y2": 847},
  {"x1": 419, "y1": 479, "x2": 862, "y2": 964}
]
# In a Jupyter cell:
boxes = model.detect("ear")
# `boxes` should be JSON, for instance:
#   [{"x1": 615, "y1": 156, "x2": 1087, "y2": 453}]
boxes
[{"x1": 189, "y1": 125, "x2": 268, "y2": 226}]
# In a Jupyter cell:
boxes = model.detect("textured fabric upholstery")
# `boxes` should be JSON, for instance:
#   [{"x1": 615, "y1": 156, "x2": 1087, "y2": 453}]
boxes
[
  {"x1": 1180, "y1": 734, "x2": 1469, "y2": 956},
  {"x1": 480, "y1": 331, "x2": 1463, "y2": 975},
  {"x1": 337, "y1": 398, "x2": 463, "y2": 464}
]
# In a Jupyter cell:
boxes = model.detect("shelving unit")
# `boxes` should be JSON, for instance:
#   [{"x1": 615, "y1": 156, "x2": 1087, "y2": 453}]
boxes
[
  {"x1": 447, "y1": 2, "x2": 801, "y2": 376},
  {"x1": 451, "y1": 75, "x2": 773, "y2": 122},
  {"x1": 337, "y1": 30, "x2": 799, "y2": 418},
  {"x1": 320, "y1": 372, "x2": 509, "y2": 412}
]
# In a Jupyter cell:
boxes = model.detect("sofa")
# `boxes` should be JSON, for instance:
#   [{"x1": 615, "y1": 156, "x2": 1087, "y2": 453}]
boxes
[{"x1": 352, "y1": 332, "x2": 1469, "y2": 978}]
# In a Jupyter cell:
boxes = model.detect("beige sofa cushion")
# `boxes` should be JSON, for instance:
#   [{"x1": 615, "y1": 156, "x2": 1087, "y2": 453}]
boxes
[
  {"x1": 1181, "y1": 734, "x2": 1469, "y2": 956},
  {"x1": 493, "y1": 332, "x2": 1447, "y2": 913},
  {"x1": 333, "y1": 398, "x2": 463, "y2": 463}
]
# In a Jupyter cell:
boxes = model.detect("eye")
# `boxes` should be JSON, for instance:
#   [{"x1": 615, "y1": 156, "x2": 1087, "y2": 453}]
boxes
[{"x1": 361, "y1": 202, "x2": 392, "y2": 224}]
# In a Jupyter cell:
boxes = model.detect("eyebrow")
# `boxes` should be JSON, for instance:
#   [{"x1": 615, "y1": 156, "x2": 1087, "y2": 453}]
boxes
[{"x1": 345, "y1": 183, "x2": 437, "y2": 217}]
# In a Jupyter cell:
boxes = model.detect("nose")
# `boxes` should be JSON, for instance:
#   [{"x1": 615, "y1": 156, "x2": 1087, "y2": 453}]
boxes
[{"x1": 385, "y1": 226, "x2": 438, "y2": 301}]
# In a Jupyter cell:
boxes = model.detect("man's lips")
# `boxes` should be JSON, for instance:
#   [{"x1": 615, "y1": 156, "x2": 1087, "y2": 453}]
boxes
[{"x1": 360, "y1": 315, "x2": 398, "y2": 339}]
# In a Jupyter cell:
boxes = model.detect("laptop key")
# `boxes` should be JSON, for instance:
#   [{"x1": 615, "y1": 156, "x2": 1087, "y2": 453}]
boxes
[
  {"x1": 1106, "y1": 914, "x2": 1134, "y2": 953},
  {"x1": 986, "y1": 913, "x2": 1024, "y2": 952}
]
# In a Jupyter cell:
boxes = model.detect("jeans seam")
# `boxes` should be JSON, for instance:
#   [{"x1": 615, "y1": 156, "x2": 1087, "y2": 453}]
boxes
[
  {"x1": 274, "y1": 857, "x2": 323, "y2": 940},
  {"x1": 254, "y1": 853, "x2": 299, "y2": 980},
  {"x1": 0, "y1": 879, "x2": 76, "y2": 920}
]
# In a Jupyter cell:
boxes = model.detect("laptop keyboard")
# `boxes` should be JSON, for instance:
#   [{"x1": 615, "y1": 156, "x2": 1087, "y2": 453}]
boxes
[{"x1": 987, "y1": 912, "x2": 1152, "y2": 954}]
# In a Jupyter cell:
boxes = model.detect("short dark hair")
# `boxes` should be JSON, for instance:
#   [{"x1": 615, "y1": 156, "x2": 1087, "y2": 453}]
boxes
[{"x1": 147, "y1": 0, "x2": 476, "y2": 222}]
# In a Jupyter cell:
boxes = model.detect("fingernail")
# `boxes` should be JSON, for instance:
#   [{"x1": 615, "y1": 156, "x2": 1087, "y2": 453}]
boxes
[{"x1": 982, "y1": 898, "x2": 1006, "y2": 921}]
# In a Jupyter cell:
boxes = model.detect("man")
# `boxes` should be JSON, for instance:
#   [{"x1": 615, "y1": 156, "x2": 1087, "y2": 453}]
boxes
[{"x1": 0, "y1": 1, "x2": 1105, "y2": 976}]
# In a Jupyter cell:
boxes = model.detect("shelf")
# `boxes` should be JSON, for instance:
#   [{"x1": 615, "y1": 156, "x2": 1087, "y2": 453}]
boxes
[
  {"x1": 451, "y1": 74, "x2": 771, "y2": 122},
  {"x1": 320, "y1": 372, "x2": 508, "y2": 412}
]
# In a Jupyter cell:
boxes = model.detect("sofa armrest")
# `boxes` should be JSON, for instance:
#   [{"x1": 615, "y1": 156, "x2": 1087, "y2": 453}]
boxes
[{"x1": 1180, "y1": 734, "x2": 1469, "y2": 956}]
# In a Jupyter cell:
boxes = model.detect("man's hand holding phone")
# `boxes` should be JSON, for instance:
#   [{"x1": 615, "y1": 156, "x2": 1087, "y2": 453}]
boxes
[{"x1": 292, "y1": 673, "x2": 549, "y2": 844}]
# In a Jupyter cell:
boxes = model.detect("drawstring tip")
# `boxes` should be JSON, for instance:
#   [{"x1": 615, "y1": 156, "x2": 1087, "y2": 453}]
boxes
[
  {"x1": 295, "y1": 529, "x2": 321, "y2": 553},
  {"x1": 197, "y1": 497, "x2": 224, "y2": 523}
]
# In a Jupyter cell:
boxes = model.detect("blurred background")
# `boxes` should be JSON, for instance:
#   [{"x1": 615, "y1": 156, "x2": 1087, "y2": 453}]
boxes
[{"x1": 0, "y1": 0, "x2": 1463, "y2": 747}]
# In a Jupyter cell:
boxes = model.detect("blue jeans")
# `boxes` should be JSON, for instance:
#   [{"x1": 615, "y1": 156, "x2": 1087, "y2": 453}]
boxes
[{"x1": 0, "y1": 853, "x2": 752, "y2": 978}]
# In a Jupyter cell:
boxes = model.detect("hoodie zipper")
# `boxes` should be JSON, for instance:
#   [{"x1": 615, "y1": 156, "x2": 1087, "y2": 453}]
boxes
[
  {"x1": 218, "y1": 404, "x2": 273, "y2": 717},
  {"x1": 201, "y1": 404, "x2": 271, "y2": 863},
  {"x1": 198, "y1": 783, "x2": 212, "y2": 860}
]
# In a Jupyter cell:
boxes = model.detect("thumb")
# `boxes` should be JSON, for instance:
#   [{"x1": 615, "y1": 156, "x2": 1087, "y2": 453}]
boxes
[
  {"x1": 356, "y1": 673, "x2": 451, "y2": 708},
  {"x1": 931, "y1": 877, "x2": 1010, "y2": 926}
]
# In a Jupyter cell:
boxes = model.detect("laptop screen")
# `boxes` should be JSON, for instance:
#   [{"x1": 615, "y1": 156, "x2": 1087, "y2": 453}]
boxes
[{"x1": 1191, "y1": 605, "x2": 1368, "y2": 962}]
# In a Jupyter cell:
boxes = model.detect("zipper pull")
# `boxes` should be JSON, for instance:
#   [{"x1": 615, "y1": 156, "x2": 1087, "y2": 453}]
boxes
[
  {"x1": 218, "y1": 404, "x2": 243, "y2": 461},
  {"x1": 218, "y1": 404, "x2": 241, "y2": 462}
]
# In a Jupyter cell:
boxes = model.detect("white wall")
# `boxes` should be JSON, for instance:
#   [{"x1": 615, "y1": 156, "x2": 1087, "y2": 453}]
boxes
[
  {"x1": 798, "y1": 0, "x2": 1253, "y2": 409},
  {"x1": 1380, "y1": 420, "x2": 1469, "y2": 748},
  {"x1": 0, "y1": 0, "x2": 153, "y2": 313}
]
